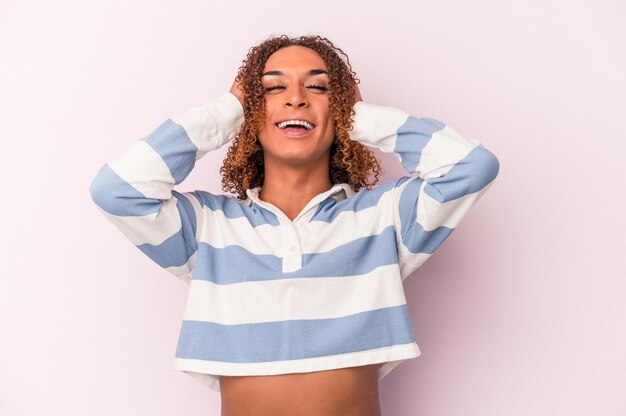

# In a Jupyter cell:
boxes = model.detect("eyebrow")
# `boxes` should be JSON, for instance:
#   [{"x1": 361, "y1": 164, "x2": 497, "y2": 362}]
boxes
[{"x1": 261, "y1": 69, "x2": 328, "y2": 77}]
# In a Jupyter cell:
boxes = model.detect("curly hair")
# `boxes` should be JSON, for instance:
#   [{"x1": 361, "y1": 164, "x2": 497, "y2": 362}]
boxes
[{"x1": 220, "y1": 34, "x2": 382, "y2": 200}]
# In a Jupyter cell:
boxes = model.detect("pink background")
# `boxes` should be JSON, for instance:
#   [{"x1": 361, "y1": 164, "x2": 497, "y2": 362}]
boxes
[{"x1": 1, "y1": 1, "x2": 625, "y2": 415}]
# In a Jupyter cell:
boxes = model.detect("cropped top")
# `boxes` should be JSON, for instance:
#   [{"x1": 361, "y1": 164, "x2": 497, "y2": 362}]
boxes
[{"x1": 89, "y1": 92, "x2": 500, "y2": 392}]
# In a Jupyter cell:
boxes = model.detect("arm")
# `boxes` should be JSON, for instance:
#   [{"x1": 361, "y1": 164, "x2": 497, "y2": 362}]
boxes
[
  {"x1": 89, "y1": 92, "x2": 244, "y2": 283},
  {"x1": 350, "y1": 100, "x2": 500, "y2": 280}
]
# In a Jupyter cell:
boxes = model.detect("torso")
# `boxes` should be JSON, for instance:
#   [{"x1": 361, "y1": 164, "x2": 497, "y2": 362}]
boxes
[{"x1": 219, "y1": 364, "x2": 382, "y2": 416}]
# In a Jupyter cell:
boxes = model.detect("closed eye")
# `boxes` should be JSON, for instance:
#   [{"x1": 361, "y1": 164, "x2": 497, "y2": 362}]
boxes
[
  {"x1": 264, "y1": 85, "x2": 328, "y2": 92},
  {"x1": 265, "y1": 86, "x2": 285, "y2": 92}
]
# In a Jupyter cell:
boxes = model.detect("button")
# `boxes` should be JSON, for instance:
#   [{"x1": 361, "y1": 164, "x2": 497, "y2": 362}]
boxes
[
  {"x1": 289, "y1": 245, "x2": 297, "y2": 252},
  {"x1": 294, "y1": 222, "x2": 301, "y2": 229}
]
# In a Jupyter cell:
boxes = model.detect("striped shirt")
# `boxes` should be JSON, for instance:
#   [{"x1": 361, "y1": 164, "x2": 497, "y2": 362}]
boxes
[{"x1": 89, "y1": 92, "x2": 500, "y2": 392}]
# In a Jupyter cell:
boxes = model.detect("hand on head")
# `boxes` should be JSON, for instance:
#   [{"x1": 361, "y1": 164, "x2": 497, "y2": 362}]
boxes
[{"x1": 229, "y1": 77, "x2": 244, "y2": 105}]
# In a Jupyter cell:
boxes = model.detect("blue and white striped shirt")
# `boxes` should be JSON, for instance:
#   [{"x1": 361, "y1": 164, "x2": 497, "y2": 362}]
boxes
[{"x1": 89, "y1": 92, "x2": 499, "y2": 392}]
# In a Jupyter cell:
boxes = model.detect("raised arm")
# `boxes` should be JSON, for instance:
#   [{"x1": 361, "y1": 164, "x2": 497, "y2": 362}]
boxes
[
  {"x1": 349, "y1": 98, "x2": 500, "y2": 280},
  {"x1": 89, "y1": 91, "x2": 244, "y2": 283}
]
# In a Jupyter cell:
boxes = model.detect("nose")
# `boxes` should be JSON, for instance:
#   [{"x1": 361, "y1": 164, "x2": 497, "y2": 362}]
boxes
[{"x1": 284, "y1": 86, "x2": 308, "y2": 108}]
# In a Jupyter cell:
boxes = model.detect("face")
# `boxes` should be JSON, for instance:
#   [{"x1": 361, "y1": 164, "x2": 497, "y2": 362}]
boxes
[{"x1": 257, "y1": 45, "x2": 334, "y2": 167}]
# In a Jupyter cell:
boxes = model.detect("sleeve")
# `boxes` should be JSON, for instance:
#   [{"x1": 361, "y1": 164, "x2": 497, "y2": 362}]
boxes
[
  {"x1": 349, "y1": 101, "x2": 500, "y2": 281},
  {"x1": 88, "y1": 92, "x2": 244, "y2": 284}
]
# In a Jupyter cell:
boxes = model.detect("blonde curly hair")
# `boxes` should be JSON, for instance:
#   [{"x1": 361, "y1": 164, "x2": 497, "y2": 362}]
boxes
[{"x1": 220, "y1": 35, "x2": 382, "y2": 200}]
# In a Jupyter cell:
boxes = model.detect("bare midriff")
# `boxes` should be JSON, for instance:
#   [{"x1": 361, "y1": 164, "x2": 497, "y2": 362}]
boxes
[{"x1": 219, "y1": 364, "x2": 382, "y2": 416}]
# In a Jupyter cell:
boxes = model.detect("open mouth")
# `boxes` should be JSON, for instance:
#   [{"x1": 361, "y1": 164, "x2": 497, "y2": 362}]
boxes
[{"x1": 275, "y1": 119, "x2": 316, "y2": 131}]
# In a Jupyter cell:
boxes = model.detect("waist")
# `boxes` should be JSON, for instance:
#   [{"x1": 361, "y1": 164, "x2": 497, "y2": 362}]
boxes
[{"x1": 219, "y1": 364, "x2": 382, "y2": 416}]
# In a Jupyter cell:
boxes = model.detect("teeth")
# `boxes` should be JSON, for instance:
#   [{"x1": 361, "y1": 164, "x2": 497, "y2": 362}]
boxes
[{"x1": 277, "y1": 120, "x2": 314, "y2": 130}]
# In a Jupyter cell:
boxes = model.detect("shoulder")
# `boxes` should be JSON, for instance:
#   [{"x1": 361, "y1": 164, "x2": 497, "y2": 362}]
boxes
[
  {"x1": 191, "y1": 190, "x2": 281, "y2": 227},
  {"x1": 187, "y1": 190, "x2": 249, "y2": 212}
]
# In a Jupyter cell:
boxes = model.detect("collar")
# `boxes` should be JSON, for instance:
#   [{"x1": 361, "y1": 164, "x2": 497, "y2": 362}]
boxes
[{"x1": 243, "y1": 183, "x2": 355, "y2": 220}]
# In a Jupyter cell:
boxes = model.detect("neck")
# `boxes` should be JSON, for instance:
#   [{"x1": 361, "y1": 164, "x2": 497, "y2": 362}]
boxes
[{"x1": 259, "y1": 157, "x2": 332, "y2": 221}]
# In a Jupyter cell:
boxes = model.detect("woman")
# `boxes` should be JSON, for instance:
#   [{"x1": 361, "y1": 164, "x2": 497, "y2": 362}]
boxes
[{"x1": 90, "y1": 35, "x2": 499, "y2": 415}]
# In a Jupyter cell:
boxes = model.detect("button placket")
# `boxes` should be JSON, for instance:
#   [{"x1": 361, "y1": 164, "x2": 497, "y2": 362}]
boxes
[
  {"x1": 281, "y1": 219, "x2": 303, "y2": 273},
  {"x1": 248, "y1": 186, "x2": 344, "y2": 273}
]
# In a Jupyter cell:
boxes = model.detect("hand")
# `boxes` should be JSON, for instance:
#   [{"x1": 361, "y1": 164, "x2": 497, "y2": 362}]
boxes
[{"x1": 229, "y1": 76, "x2": 244, "y2": 106}]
